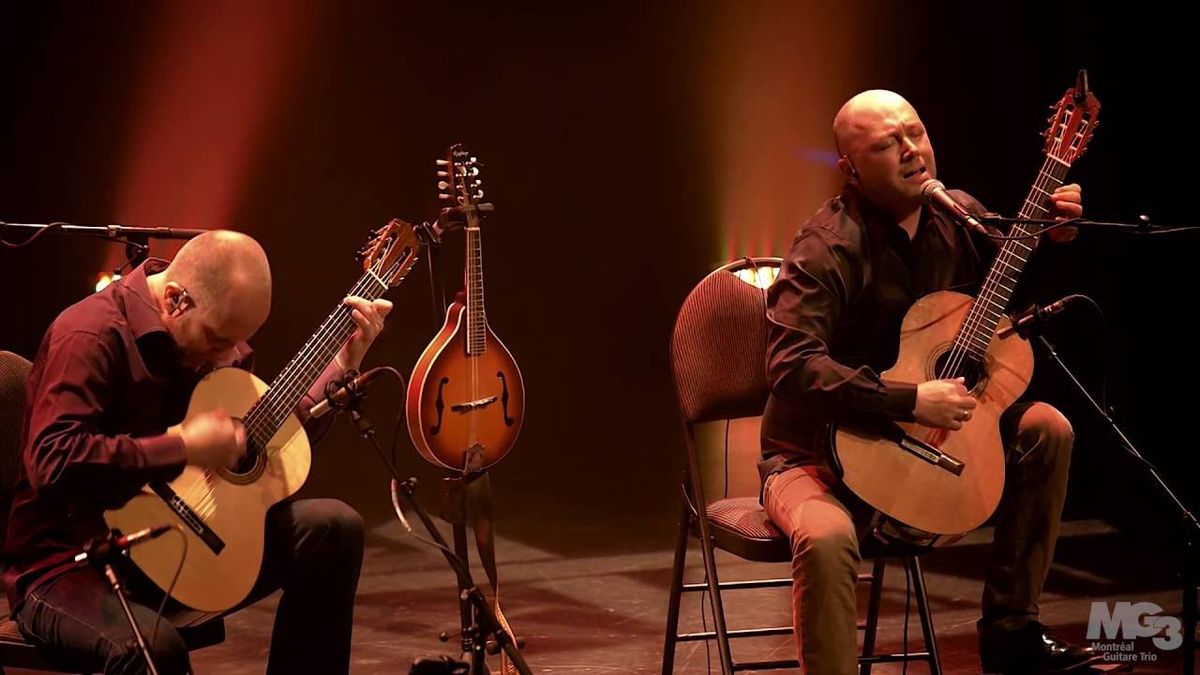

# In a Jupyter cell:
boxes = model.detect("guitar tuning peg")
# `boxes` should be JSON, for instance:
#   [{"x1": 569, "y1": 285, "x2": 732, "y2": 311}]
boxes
[
  {"x1": 437, "y1": 170, "x2": 449, "y2": 177},
  {"x1": 436, "y1": 159, "x2": 449, "y2": 166},
  {"x1": 437, "y1": 181, "x2": 450, "y2": 190},
  {"x1": 439, "y1": 193, "x2": 452, "y2": 200}
]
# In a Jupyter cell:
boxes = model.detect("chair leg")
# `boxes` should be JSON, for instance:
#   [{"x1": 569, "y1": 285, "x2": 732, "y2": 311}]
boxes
[
  {"x1": 907, "y1": 556, "x2": 942, "y2": 675},
  {"x1": 661, "y1": 497, "x2": 692, "y2": 675},
  {"x1": 858, "y1": 558, "x2": 886, "y2": 675},
  {"x1": 695, "y1": 514, "x2": 735, "y2": 674}
]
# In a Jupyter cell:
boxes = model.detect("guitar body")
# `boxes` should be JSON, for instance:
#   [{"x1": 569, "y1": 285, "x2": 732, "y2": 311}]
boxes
[
  {"x1": 832, "y1": 291, "x2": 1032, "y2": 538},
  {"x1": 105, "y1": 367, "x2": 311, "y2": 622},
  {"x1": 407, "y1": 301, "x2": 525, "y2": 471}
]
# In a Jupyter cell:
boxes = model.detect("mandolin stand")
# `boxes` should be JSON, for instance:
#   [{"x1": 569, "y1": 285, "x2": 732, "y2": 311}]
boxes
[
  {"x1": 400, "y1": 212, "x2": 523, "y2": 675},
  {"x1": 340, "y1": 397, "x2": 529, "y2": 675},
  {"x1": 991, "y1": 213, "x2": 1199, "y2": 674}
]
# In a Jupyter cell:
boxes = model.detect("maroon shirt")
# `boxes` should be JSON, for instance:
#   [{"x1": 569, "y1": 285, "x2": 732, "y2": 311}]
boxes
[{"x1": 3, "y1": 259, "x2": 340, "y2": 609}]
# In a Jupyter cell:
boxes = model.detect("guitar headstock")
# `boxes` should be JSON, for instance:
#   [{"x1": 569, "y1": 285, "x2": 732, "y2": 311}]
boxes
[
  {"x1": 437, "y1": 144, "x2": 490, "y2": 227},
  {"x1": 360, "y1": 218, "x2": 421, "y2": 287},
  {"x1": 1043, "y1": 70, "x2": 1101, "y2": 165}
]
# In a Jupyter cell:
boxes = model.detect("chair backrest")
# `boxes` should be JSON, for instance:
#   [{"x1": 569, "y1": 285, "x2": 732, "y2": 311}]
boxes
[
  {"x1": 670, "y1": 258, "x2": 779, "y2": 425},
  {"x1": 0, "y1": 351, "x2": 32, "y2": 550}
]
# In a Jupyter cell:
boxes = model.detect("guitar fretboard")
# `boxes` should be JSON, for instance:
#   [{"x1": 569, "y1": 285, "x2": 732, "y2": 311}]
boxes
[
  {"x1": 242, "y1": 264, "x2": 393, "y2": 451},
  {"x1": 465, "y1": 226, "x2": 487, "y2": 355},
  {"x1": 946, "y1": 157, "x2": 1070, "y2": 367}
]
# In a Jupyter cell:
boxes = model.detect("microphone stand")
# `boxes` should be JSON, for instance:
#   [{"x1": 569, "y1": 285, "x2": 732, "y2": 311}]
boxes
[
  {"x1": 76, "y1": 532, "x2": 162, "y2": 675},
  {"x1": 988, "y1": 211, "x2": 1198, "y2": 671},
  {"x1": 977, "y1": 213, "x2": 1199, "y2": 234},
  {"x1": 1, "y1": 221, "x2": 209, "y2": 278},
  {"x1": 0, "y1": 221, "x2": 209, "y2": 239},
  {"x1": 1018, "y1": 313, "x2": 1198, "y2": 674}
]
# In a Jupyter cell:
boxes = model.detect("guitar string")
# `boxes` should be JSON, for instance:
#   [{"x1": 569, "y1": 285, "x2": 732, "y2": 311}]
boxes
[
  {"x1": 941, "y1": 154, "x2": 1068, "y2": 380},
  {"x1": 248, "y1": 237, "x2": 416, "y2": 431},
  {"x1": 950, "y1": 109, "x2": 1089, "y2": 374},
  {"x1": 246, "y1": 255, "x2": 409, "y2": 454},
  {"x1": 943, "y1": 110, "x2": 1075, "y2": 376}
]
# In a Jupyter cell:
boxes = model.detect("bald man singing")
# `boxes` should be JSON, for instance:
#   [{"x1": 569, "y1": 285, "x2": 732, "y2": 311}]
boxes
[
  {"x1": 4, "y1": 231, "x2": 391, "y2": 674},
  {"x1": 759, "y1": 90, "x2": 1098, "y2": 674}
]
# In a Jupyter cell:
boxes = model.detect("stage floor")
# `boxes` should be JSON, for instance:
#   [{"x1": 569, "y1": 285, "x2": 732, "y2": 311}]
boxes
[{"x1": 3, "y1": 517, "x2": 1184, "y2": 674}]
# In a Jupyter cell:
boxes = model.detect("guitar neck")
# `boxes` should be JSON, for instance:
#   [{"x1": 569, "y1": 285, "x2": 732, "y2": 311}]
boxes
[
  {"x1": 243, "y1": 270, "x2": 390, "y2": 447},
  {"x1": 952, "y1": 156, "x2": 1070, "y2": 357},
  {"x1": 465, "y1": 224, "x2": 487, "y2": 356}
]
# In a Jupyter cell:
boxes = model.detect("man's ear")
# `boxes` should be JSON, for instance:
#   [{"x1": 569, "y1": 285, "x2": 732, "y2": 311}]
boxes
[
  {"x1": 165, "y1": 282, "x2": 191, "y2": 316},
  {"x1": 837, "y1": 155, "x2": 859, "y2": 185}
]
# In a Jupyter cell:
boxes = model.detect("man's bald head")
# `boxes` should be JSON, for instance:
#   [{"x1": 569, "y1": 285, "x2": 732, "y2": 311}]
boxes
[
  {"x1": 152, "y1": 230, "x2": 272, "y2": 365},
  {"x1": 833, "y1": 90, "x2": 918, "y2": 156},
  {"x1": 831, "y1": 89, "x2": 936, "y2": 216}
]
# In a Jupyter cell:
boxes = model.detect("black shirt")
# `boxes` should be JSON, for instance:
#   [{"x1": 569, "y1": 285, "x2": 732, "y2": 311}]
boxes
[{"x1": 760, "y1": 186, "x2": 995, "y2": 480}]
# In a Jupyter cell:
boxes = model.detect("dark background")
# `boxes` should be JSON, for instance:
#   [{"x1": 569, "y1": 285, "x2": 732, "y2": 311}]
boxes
[{"x1": 1, "y1": 2, "x2": 1193, "y2": 555}]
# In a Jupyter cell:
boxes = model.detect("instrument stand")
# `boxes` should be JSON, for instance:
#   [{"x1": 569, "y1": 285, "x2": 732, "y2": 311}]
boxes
[
  {"x1": 441, "y1": 470, "x2": 490, "y2": 674},
  {"x1": 1030, "y1": 330, "x2": 1198, "y2": 674},
  {"x1": 415, "y1": 211, "x2": 489, "y2": 671},
  {"x1": 340, "y1": 402, "x2": 529, "y2": 675},
  {"x1": 413, "y1": 218, "x2": 449, "y2": 326},
  {"x1": 412, "y1": 202, "x2": 516, "y2": 674},
  {"x1": 400, "y1": 477, "x2": 528, "y2": 675}
]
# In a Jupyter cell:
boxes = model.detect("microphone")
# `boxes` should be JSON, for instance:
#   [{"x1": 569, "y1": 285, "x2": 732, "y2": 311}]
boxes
[
  {"x1": 921, "y1": 179, "x2": 988, "y2": 234},
  {"x1": 997, "y1": 296, "x2": 1075, "y2": 339},
  {"x1": 310, "y1": 367, "x2": 388, "y2": 418},
  {"x1": 75, "y1": 525, "x2": 173, "y2": 563}
]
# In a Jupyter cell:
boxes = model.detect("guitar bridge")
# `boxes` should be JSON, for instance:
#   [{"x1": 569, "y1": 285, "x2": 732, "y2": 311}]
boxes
[
  {"x1": 451, "y1": 395, "x2": 498, "y2": 413},
  {"x1": 896, "y1": 434, "x2": 966, "y2": 476},
  {"x1": 150, "y1": 481, "x2": 226, "y2": 554}
]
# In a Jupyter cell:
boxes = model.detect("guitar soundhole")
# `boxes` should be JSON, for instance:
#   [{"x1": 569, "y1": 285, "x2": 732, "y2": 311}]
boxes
[
  {"x1": 221, "y1": 439, "x2": 267, "y2": 485},
  {"x1": 933, "y1": 349, "x2": 987, "y2": 393}
]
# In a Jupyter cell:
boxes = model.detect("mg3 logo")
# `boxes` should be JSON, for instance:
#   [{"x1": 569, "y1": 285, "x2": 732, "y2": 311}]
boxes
[{"x1": 1087, "y1": 601, "x2": 1182, "y2": 651}]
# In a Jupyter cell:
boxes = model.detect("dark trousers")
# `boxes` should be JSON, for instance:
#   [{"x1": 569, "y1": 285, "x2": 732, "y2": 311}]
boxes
[{"x1": 13, "y1": 498, "x2": 364, "y2": 675}]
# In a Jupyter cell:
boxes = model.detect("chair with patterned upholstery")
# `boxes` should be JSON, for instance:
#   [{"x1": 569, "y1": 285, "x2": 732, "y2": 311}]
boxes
[{"x1": 660, "y1": 260, "x2": 942, "y2": 675}]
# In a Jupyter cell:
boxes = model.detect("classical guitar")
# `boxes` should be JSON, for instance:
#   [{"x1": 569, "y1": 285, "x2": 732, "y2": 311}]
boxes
[
  {"x1": 830, "y1": 76, "x2": 1100, "y2": 545},
  {"x1": 105, "y1": 220, "x2": 420, "y2": 619}
]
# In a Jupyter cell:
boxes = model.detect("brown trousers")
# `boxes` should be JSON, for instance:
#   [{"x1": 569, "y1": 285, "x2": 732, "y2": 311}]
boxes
[{"x1": 763, "y1": 402, "x2": 1074, "y2": 674}]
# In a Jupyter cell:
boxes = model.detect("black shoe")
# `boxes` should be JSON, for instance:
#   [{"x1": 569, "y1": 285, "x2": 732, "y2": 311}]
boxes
[{"x1": 980, "y1": 621, "x2": 1105, "y2": 674}]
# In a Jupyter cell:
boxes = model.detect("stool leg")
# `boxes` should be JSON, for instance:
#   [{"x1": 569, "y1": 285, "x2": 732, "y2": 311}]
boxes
[
  {"x1": 907, "y1": 556, "x2": 942, "y2": 675},
  {"x1": 858, "y1": 558, "x2": 886, "y2": 675}
]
